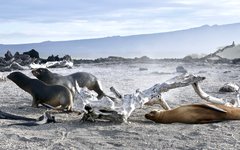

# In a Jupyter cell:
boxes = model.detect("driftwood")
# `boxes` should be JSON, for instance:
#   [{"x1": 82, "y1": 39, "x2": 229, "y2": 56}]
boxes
[
  {"x1": 30, "y1": 60, "x2": 73, "y2": 69},
  {"x1": 192, "y1": 83, "x2": 225, "y2": 105},
  {"x1": 75, "y1": 73, "x2": 235, "y2": 123},
  {"x1": 0, "y1": 111, "x2": 56, "y2": 126}
]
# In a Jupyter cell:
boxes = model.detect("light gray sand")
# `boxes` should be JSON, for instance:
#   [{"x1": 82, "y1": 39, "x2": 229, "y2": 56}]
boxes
[{"x1": 1, "y1": 61, "x2": 240, "y2": 149}]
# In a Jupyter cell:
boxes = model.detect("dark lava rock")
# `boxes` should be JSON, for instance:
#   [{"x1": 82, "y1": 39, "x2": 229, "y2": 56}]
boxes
[
  {"x1": 176, "y1": 66, "x2": 187, "y2": 73},
  {"x1": 4, "y1": 50, "x2": 13, "y2": 61},
  {"x1": 219, "y1": 83, "x2": 239, "y2": 92},
  {"x1": 23, "y1": 49, "x2": 39, "y2": 58}
]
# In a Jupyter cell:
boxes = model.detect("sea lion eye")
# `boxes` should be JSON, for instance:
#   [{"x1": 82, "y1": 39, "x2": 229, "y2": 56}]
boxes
[{"x1": 150, "y1": 111, "x2": 157, "y2": 115}]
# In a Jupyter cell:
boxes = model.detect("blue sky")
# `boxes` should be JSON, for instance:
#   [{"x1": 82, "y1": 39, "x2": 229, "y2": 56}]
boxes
[{"x1": 1, "y1": 0, "x2": 240, "y2": 44}]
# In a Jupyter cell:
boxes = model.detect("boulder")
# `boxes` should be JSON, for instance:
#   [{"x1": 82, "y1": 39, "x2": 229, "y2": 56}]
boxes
[
  {"x1": 23, "y1": 49, "x2": 39, "y2": 58},
  {"x1": 0, "y1": 57, "x2": 7, "y2": 66},
  {"x1": 14, "y1": 52, "x2": 20, "y2": 58},
  {"x1": 62, "y1": 55, "x2": 72, "y2": 61},
  {"x1": 219, "y1": 83, "x2": 239, "y2": 92},
  {"x1": 232, "y1": 58, "x2": 240, "y2": 64},
  {"x1": 4, "y1": 50, "x2": 13, "y2": 61},
  {"x1": 139, "y1": 68, "x2": 148, "y2": 71},
  {"x1": 47, "y1": 55, "x2": 60, "y2": 62},
  {"x1": 176, "y1": 66, "x2": 187, "y2": 73}
]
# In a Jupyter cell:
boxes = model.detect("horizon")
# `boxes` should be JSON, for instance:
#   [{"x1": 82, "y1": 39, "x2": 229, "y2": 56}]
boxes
[{"x1": 1, "y1": 0, "x2": 240, "y2": 45}]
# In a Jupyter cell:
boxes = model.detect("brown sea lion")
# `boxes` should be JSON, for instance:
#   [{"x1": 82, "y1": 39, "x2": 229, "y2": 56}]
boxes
[
  {"x1": 32, "y1": 68, "x2": 106, "y2": 99},
  {"x1": 7, "y1": 72, "x2": 73, "y2": 111},
  {"x1": 145, "y1": 103, "x2": 240, "y2": 124}
]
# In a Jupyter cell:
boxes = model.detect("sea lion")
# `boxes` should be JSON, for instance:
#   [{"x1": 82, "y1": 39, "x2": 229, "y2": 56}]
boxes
[
  {"x1": 32, "y1": 68, "x2": 106, "y2": 99},
  {"x1": 145, "y1": 103, "x2": 240, "y2": 124},
  {"x1": 7, "y1": 72, "x2": 73, "y2": 111}
]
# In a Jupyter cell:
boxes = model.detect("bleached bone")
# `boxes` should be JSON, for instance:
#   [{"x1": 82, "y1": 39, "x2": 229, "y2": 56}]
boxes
[
  {"x1": 141, "y1": 74, "x2": 205, "y2": 109},
  {"x1": 191, "y1": 82, "x2": 226, "y2": 105},
  {"x1": 110, "y1": 86, "x2": 170, "y2": 110},
  {"x1": 191, "y1": 82, "x2": 240, "y2": 107},
  {"x1": 76, "y1": 73, "x2": 208, "y2": 123},
  {"x1": 75, "y1": 87, "x2": 115, "y2": 112}
]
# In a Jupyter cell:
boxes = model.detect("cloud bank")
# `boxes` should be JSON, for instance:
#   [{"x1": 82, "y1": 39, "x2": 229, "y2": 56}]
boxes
[{"x1": 0, "y1": 0, "x2": 240, "y2": 44}]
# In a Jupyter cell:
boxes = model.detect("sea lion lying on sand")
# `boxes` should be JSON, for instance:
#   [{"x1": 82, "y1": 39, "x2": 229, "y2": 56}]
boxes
[
  {"x1": 145, "y1": 103, "x2": 240, "y2": 124},
  {"x1": 7, "y1": 72, "x2": 73, "y2": 111},
  {"x1": 32, "y1": 68, "x2": 107, "y2": 99}
]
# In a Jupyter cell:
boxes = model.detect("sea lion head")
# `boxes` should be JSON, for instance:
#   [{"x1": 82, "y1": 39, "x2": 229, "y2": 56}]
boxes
[
  {"x1": 7, "y1": 71, "x2": 30, "y2": 88},
  {"x1": 7, "y1": 71, "x2": 24, "y2": 81},
  {"x1": 32, "y1": 68, "x2": 52, "y2": 79},
  {"x1": 145, "y1": 110, "x2": 162, "y2": 122}
]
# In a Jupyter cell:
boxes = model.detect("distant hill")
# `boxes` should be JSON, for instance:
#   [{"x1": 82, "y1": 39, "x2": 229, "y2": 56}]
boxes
[{"x1": 1, "y1": 23, "x2": 240, "y2": 59}]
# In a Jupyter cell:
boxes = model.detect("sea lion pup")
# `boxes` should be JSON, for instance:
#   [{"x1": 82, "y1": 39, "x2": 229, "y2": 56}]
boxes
[
  {"x1": 145, "y1": 103, "x2": 240, "y2": 124},
  {"x1": 7, "y1": 72, "x2": 73, "y2": 111},
  {"x1": 32, "y1": 68, "x2": 107, "y2": 99}
]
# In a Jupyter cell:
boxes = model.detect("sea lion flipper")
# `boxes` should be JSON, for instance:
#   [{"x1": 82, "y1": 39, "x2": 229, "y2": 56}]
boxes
[{"x1": 200, "y1": 103, "x2": 227, "y2": 113}]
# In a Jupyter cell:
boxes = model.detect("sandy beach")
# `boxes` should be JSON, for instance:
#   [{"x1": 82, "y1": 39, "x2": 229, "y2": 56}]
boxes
[{"x1": 1, "y1": 61, "x2": 240, "y2": 149}]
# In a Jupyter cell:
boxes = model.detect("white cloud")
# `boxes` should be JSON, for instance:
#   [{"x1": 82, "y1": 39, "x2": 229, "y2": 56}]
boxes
[{"x1": 0, "y1": 0, "x2": 239, "y2": 44}]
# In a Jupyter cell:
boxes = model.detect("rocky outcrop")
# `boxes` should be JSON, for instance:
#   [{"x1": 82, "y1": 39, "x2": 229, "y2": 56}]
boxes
[
  {"x1": 47, "y1": 54, "x2": 72, "y2": 62},
  {"x1": 232, "y1": 58, "x2": 240, "y2": 64},
  {"x1": 0, "y1": 50, "x2": 74, "y2": 72},
  {"x1": 0, "y1": 57, "x2": 7, "y2": 67},
  {"x1": 73, "y1": 56, "x2": 161, "y2": 64}
]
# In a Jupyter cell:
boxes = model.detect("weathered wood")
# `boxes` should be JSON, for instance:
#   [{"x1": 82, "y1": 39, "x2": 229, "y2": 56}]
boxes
[
  {"x1": 30, "y1": 60, "x2": 73, "y2": 69},
  {"x1": 0, "y1": 111, "x2": 56, "y2": 126},
  {"x1": 192, "y1": 82, "x2": 226, "y2": 105},
  {"x1": 76, "y1": 73, "x2": 210, "y2": 123},
  {"x1": 192, "y1": 82, "x2": 240, "y2": 107}
]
